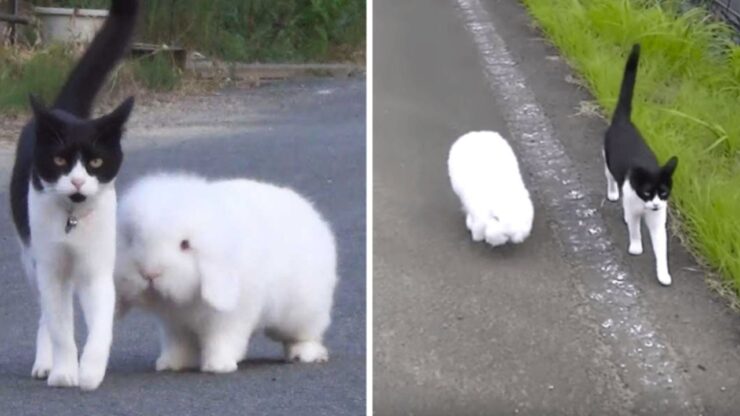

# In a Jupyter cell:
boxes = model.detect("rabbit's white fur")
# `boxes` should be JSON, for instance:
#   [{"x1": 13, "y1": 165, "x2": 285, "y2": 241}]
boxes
[
  {"x1": 115, "y1": 173, "x2": 337, "y2": 373},
  {"x1": 448, "y1": 131, "x2": 534, "y2": 246}
]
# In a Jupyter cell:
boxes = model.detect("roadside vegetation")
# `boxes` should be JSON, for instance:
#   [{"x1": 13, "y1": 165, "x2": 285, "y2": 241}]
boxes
[
  {"x1": 522, "y1": 0, "x2": 740, "y2": 294},
  {"x1": 0, "y1": 45, "x2": 73, "y2": 111},
  {"x1": 33, "y1": 0, "x2": 365, "y2": 62},
  {"x1": 0, "y1": 44, "x2": 181, "y2": 113},
  {"x1": 1, "y1": 0, "x2": 364, "y2": 113}
]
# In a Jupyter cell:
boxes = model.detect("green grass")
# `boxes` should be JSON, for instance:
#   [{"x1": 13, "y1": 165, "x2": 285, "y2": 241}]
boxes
[
  {"x1": 2, "y1": 1, "x2": 364, "y2": 112},
  {"x1": 521, "y1": 0, "x2": 740, "y2": 291},
  {"x1": 0, "y1": 45, "x2": 181, "y2": 113},
  {"x1": 0, "y1": 45, "x2": 74, "y2": 111},
  {"x1": 130, "y1": 53, "x2": 182, "y2": 92},
  {"x1": 33, "y1": 0, "x2": 366, "y2": 62}
]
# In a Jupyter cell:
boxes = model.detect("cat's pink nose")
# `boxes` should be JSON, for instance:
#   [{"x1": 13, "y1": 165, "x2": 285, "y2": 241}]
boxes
[{"x1": 71, "y1": 178, "x2": 86, "y2": 190}]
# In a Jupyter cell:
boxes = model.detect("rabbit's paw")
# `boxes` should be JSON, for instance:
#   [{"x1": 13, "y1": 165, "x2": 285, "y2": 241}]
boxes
[
  {"x1": 286, "y1": 341, "x2": 329, "y2": 363},
  {"x1": 201, "y1": 355, "x2": 238, "y2": 374},
  {"x1": 156, "y1": 349, "x2": 199, "y2": 372},
  {"x1": 470, "y1": 226, "x2": 485, "y2": 242},
  {"x1": 509, "y1": 230, "x2": 530, "y2": 244}
]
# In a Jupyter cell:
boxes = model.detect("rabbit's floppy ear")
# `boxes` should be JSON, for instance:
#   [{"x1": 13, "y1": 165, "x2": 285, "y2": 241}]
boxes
[
  {"x1": 195, "y1": 233, "x2": 240, "y2": 311},
  {"x1": 198, "y1": 257, "x2": 240, "y2": 311}
]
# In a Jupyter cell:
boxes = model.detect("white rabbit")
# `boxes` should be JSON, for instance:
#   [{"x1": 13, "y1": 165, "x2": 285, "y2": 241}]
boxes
[
  {"x1": 448, "y1": 131, "x2": 534, "y2": 246},
  {"x1": 114, "y1": 172, "x2": 337, "y2": 373}
]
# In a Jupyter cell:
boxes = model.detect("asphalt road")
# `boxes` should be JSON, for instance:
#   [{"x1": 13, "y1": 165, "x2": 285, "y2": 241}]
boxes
[
  {"x1": 0, "y1": 77, "x2": 365, "y2": 415},
  {"x1": 374, "y1": 0, "x2": 740, "y2": 415}
]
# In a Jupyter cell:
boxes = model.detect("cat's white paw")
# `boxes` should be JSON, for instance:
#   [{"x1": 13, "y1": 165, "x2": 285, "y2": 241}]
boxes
[
  {"x1": 628, "y1": 242, "x2": 643, "y2": 255},
  {"x1": 286, "y1": 341, "x2": 328, "y2": 363},
  {"x1": 79, "y1": 362, "x2": 106, "y2": 391},
  {"x1": 607, "y1": 191, "x2": 619, "y2": 202},
  {"x1": 156, "y1": 351, "x2": 198, "y2": 372},
  {"x1": 465, "y1": 214, "x2": 473, "y2": 229},
  {"x1": 657, "y1": 271, "x2": 672, "y2": 286},
  {"x1": 201, "y1": 356, "x2": 238, "y2": 373},
  {"x1": 31, "y1": 360, "x2": 52, "y2": 379},
  {"x1": 47, "y1": 366, "x2": 79, "y2": 388},
  {"x1": 80, "y1": 355, "x2": 108, "y2": 391}
]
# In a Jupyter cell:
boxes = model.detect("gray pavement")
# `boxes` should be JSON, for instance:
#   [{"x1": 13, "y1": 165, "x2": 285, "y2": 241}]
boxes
[
  {"x1": 374, "y1": 0, "x2": 740, "y2": 415},
  {"x1": 0, "y1": 77, "x2": 365, "y2": 415}
]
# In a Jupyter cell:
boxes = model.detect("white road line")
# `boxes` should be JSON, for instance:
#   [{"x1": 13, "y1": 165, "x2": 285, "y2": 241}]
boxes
[{"x1": 453, "y1": 0, "x2": 699, "y2": 412}]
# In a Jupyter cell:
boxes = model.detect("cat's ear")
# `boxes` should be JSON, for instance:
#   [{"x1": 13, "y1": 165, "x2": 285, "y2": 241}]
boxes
[
  {"x1": 29, "y1": 95, "x2": 64, "y2": 139},
  {"x1": 95, "y1": 96, "x2": 135, "y2": 139},
  {"x1": 662, "y1": 157, "x2": 678, "y2": 177},
  {"x1": 29, "y1": 94, "x2": 47, "y2": 116}
]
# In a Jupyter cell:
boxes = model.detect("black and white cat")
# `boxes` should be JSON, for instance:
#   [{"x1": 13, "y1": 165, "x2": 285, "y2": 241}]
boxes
[
  {"x1": 9, "y1": 0, "x2": 139, "y2": 390},
  {"x1": 604, "y1": 44, "x2": 678, "y2": 286}
]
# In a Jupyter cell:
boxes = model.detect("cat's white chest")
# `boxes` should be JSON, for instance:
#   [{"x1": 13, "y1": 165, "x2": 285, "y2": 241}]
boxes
[
  {"x1": 621, "y1": 183, "x2": 646, "y2": 216},
  {"x1": 26, "y1": 186, "x2": 117, "y2": 261}
]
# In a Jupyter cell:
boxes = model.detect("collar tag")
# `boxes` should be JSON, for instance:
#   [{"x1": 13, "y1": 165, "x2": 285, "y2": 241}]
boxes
[{"x1": 65, "y1": 216, "x2": 79, "y2": 234}]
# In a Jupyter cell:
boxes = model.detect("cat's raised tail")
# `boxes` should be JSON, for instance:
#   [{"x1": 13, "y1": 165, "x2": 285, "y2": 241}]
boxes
[
  {"x1": 52, "y1": 0, "x2": 140, "y2": 118},
  {"x1": 613, "y1": 43, "x2": 640, "y2": 122}
]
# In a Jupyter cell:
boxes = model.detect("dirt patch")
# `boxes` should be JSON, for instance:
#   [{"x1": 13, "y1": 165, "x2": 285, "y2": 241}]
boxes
[{"x1": 0, "y1": 114, "x2": 26, "y2": 145}]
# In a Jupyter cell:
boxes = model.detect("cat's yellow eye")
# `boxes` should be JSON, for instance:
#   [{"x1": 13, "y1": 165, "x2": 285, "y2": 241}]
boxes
[
  {"x1": 89, "y1": 158, "x2": 103, "y2": 168},
  {"x1": 53, "y1": 157, "x2": 67, "y2": 167}
]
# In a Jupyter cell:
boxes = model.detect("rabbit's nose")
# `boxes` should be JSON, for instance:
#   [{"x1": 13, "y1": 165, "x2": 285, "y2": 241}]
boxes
[{"x1": 141, "y1": 270, "x2": 162, "y2": 281}]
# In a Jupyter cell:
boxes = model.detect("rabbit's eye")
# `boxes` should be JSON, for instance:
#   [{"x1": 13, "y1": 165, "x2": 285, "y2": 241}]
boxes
[{"x1": 180, "y1": 240, "x2": 190, "y2": 251}]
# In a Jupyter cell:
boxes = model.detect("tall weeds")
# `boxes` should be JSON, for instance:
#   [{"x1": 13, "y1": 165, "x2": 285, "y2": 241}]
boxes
[
  {"x1": 32, "y1": 0, "x2": 365, "y2": 62},
  {"x1": 0, "y1": 45, "x2": 74, "y2": 111},
  {"x1": 523, "y1": 0, "x2": 740, "y2": 292}
]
